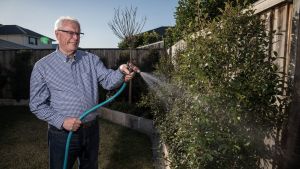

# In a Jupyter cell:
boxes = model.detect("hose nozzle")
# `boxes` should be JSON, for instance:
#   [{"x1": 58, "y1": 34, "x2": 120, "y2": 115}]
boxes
[{"x1": 127, "y1": 62, "x2": 141, "y2": 73}]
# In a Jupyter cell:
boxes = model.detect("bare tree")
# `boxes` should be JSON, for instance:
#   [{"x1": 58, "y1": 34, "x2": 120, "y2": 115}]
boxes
[
  {"x1": 108, "y1": 6, "x2": 146, "y2": 104},
  {"x1": 108, "y1": 6, "x2": 146, "y2": 47}
]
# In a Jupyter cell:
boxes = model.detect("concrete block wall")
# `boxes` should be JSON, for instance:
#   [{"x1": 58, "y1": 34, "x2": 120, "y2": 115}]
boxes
[
  {"x1": 98, "y1": 107, "x2": 154, "y2": 136},
  {"x1": 97, "y1": 107, "x2": 170, "y2": 169}
]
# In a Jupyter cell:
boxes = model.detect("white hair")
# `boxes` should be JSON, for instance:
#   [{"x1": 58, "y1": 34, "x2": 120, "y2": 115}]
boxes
[{"x1": 54, "y1": 16, "x2": 80, "y2": 30}]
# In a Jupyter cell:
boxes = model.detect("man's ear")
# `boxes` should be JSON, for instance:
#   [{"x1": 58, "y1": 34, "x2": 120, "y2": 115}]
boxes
[{"x1": 55, "y1": 30, "x2": 59, "y2": 40}]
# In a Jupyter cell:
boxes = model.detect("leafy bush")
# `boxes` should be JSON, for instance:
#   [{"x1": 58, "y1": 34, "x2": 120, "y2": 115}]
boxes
[
  {"x1": 118, "y1": 31, "x2": 161, "y2": 49},
  {"x1": 140, "y1": 2, "x2": 289, "y2": 169},
  {"x1": 165, "y1": 0, "x2": 260, "y2": 47}
]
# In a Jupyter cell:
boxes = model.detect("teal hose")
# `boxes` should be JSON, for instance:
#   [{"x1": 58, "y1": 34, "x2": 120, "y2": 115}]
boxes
[{"x1": 63, "y1": 83, "x2": 127, "y2": 169}]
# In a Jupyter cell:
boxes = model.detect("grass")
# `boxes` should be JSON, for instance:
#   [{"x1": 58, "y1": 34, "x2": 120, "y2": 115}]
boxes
[{"x1": 0, "y1": 106, "x2": 154, "y2": 169}]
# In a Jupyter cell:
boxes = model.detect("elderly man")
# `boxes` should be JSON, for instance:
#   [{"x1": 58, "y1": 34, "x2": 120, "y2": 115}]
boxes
[{"x1": 29, "y1": 16, "x2": 134, "y2": 169}]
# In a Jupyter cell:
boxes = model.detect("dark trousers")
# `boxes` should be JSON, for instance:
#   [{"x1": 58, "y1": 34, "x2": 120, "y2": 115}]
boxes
[{"x1": 48, "y1": 119, "x2": 99, "y2": 169}]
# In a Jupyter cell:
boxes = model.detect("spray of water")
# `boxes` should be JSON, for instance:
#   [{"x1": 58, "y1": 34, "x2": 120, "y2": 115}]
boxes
[
  {"x1": 139, "y1": 72, "x2": 165, "y2": 89},
  {"x1": 139, "y1": 72, "x2": 176, "y2": 110},
  {"x1": 139, "y1": 71, "x2": 197, "y2": 112}
]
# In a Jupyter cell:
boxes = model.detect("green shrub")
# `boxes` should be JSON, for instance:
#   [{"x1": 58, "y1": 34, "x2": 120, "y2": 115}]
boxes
[
  {"x1": 166, "y1": 0, "x2": 260, "y2": 47},
  {"x1": 118, "y1": 31, "x2": 161, "y2": 49},
  {"x1": 140, "y1": 2, "x2": 289, "y2": 169}
]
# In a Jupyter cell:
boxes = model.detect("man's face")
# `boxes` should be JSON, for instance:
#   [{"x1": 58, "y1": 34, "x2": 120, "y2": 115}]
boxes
[{"x1": 55, "y1": 20, "x2": 81, "y2": 55}]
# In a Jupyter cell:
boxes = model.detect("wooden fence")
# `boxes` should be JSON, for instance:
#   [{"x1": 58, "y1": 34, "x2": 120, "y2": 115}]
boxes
[
  {"x1": 0, "y1": 48, "x2": 166, "y2": 69},
  {"x1": 253, "y1": 0, "x2": 294, "y2": 99},
  {"x1": 0, "y1": 48, "x2": 166, "y2": 99},
  {"x1": 254, "y1": 1, "x2": 300, "y2": 168}
]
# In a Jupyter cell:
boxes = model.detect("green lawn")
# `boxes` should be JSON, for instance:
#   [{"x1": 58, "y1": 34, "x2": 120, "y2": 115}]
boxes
[{"x1": 0, "y1": 106, "x2": 154, "y2": 169}]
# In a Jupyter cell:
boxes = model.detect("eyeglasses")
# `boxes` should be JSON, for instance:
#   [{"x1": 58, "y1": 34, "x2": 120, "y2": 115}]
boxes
[{"x1": 57, "y1": 29, "x2": 84, "y2": 37}]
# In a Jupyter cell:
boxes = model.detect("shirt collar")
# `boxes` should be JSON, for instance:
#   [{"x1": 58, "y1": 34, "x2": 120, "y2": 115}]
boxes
[{"x1": 55, "y1": 48, "x2": 77, "y2": 63}]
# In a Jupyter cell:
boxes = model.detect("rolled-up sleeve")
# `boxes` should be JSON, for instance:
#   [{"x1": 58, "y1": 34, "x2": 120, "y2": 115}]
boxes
[{"x1": 29, "y1": 64, "x2": 65, "y2": 129}]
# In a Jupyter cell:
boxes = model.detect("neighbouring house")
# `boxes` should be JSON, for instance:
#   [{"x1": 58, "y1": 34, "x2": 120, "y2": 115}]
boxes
[
  {"x1": 0, "y1": 39, "x2": 32, "y2": 49},
  {"x1": 138, "y1": 26, "x2": 172, "y2": 49},
  {"x1": 0, "y1": 24, "x2": 55, "y2": 49},
  {"x1": 144, "y1": 26, "x2": 171, "y2": 38}
]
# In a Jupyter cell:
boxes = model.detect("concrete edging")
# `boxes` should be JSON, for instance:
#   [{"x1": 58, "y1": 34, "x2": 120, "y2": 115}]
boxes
[{"x1": 97, "y1": 107, "x2": 154, "y2": 136}]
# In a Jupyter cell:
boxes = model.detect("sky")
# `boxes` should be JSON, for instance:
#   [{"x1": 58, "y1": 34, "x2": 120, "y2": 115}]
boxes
[{"x1": 0, "y1": 0, "x2": 178, "y2": 48}]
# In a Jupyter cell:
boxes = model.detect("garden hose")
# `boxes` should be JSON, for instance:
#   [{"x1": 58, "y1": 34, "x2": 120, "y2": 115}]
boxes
[{"x1": 63, "y1": 83, "x2": 127, "y2": 169}]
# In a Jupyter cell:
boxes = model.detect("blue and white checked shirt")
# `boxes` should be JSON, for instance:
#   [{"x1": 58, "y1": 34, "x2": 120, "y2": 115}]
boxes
[{"x1": 29, "y1": 49, "x2": 124, "y2": 129}]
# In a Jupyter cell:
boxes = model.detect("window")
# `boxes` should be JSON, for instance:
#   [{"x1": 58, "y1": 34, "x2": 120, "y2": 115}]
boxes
[{"x1": 28, "y1": 37, "x2": 37, "y2": 45}]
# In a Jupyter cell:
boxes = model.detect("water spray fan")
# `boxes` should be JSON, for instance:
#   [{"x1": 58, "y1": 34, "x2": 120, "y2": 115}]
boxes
[{"x1": 63, "y1": 63, "x2": 140, "y2": 169}]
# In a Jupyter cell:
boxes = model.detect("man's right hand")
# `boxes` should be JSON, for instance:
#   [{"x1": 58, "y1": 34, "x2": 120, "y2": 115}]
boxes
[
  {"x1": 119, "y1": 64, "x2": 135, "y2": 82},
  {"x1": 62, "y1": 117, "x2": 82, "y2": 131}
]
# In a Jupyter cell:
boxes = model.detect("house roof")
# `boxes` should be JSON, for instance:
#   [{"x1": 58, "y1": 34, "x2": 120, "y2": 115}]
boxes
[
  {"x1": 0, "y1": 25, "x2": 54, "y2": 41},
  {"x1": 142, "y1": 26, "x2": 172, "y2": 37},
  {"x1": 0, "y1": 39, "x2": 32, "y2": 49}
]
